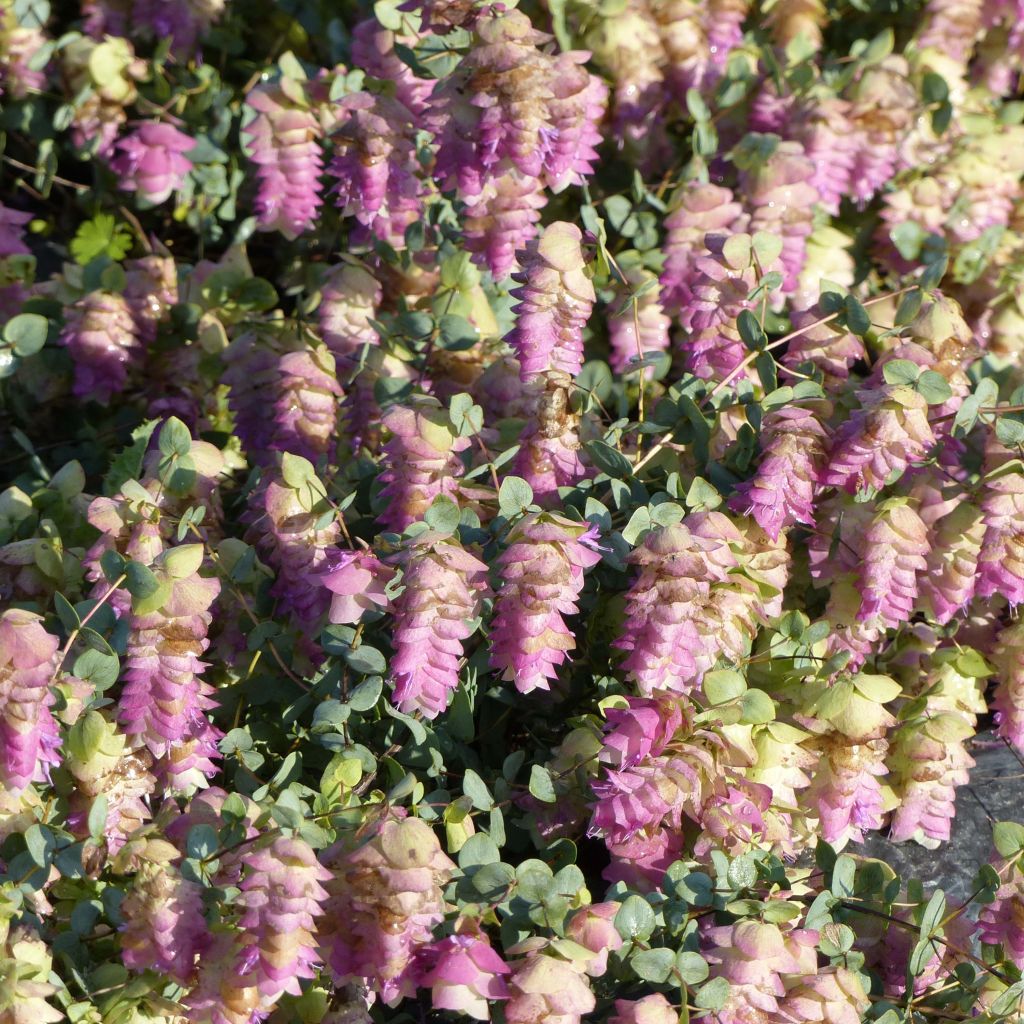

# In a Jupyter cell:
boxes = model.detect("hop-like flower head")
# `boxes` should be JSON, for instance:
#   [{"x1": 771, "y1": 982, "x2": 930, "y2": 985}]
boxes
[
  {"x1": 236, "y1": 836, "x2": 332, "y2": 1001},
  {"x1": 320, "y1": 548, "x2": 394, "y2": 624},
  {"x1": 856, "y1": 499, "x2": 929, "y2": 629},
  {"x1": 508, "y1": 222, "x2": 595, "y2": 381},
  {"x1": 59, "y1": 290, "x2": 140, "y2": 403},
  {"x1": 490, "y1": 513, "x2": 602, "y2": 693},
  {"x1": 821, "y1": 386, "x2": 934, "y2": 495},
  {"x1": 328, "y1": 91, "x2": 424, "y2": 247},
  {"x1": 244, "y1": 80, "x2": 324, "y2": 238},
  {"x1": 390, "y1": 537, "x2": 490, "y2": 718},
  {"x1": 378, "y1": 400, "x2": 470, "y2": 532},
  {"x1": 323, "y1": 816, "x2": 455, "y2": 1005},
  {"x1": 0, "y1": 609, "x2": 60, "y2": 793},
  {"x1": 111, "y1": 121, "x2": 194, "y2": 205},
  {"x1": 504, "y1": 953, "x2": 596, "y2": 1024},
  {"x1": 418, "y1": 930, "x2": 511, "y2": 1020},
  {"x1": 730, "y1": 403, "x2": 830, "y2": 539}
]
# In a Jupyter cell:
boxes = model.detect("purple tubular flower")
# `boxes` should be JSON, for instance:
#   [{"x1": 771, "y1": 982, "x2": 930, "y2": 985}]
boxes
[
  {"x1": 507, "y1": 222, "x2": 595, "y2": 381},
  {"x1": 59, "y1": 290, "x2": 140, "y2": 403},
  {"x1": 0, "y1": 609, "x2": 60, "y2": 793},
  {"x1": 237, "y1": 837, "x2": 332, "y2": 1002},
  {"x1": 328, "y1": 91, "x2": 424, "y2": 248},
  {"x1": 418, "y1": 930, "x2": 511, "y2": 1020},
  {"x1": 820, "y1": 385, "x2": 935, "y2": 494},
  {"x1": 608, "y1": 262, "x2": 670, "y2": 376},
  {"x1": 269, "y1": 344, "x2": 342, "y2": 462},
  {"x1": 490, "y1": 513, "x2": 602, "y2": 693},
  {"x1": 378, "y1": 401, "x2": 469, "y2": 532},
  {"x1": 977, "y1": 459, "x2": 1024, "y2": 606},
  {"x1": 462, "y1": 167, "x2": 547, "y2": 279},
  {"x1": 243, "y1": 81, "x2": 324, "y2": 239},
  {"x1": 511, "y1": 372, "x2": 586, "y2": 506},
  {"x1": 261, "y1": 465, "x2": 340, "y2": 631},
  {"x1": 111, "y1": 121, "x2": 194, "y2": 205},
  {"x1": 742, "y1": 139, "x2": 819, "y2": 293},
  {"x1": 320, "y1": 548, "x2": 394, "y2": 625},
  {"x1": 992, "y1": 621, "x2": 1024, "y2": 750},
  {"x1": 120, "y1": 843, "x2": 209, "y2": 982},
  {"x1": 856, "y1": 500, "x2": 929, "y2": 630},
  {"x1": 729, "y1": 403, "x2": 830, "y2": 540},
  {"x1": 350, "y1": 19, "x2": 435, "y2": 117},
  {"x1": 118, "y1": 556, "x2": 223, "y2": 793},
  {"x1": 322, "y1": 815, "x2": 455, "y2": 1006},
  {"x1": 390, "y1": 537, "x2": 490, "y2": 718},
  {"x1": 661, "y1": 183, "x2": 746, "y2": 315}
]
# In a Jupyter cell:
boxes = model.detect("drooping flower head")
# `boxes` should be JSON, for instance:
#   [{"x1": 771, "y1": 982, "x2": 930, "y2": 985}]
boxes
[
  {"x1": 119, "y1": 838, "x2": 209, "y2": 982},
  {"x1": 328, "y1": 91, "x2": 425, "y2": 248},
  {"x1": 490, "y1": 513, "x2": 602, "y2": 693},
  {"x1": 0, "y1": 609, "x2": 60, "y2": 793},
  {"x1": 243, "y1": 76, "x2": 324, "y2": 239},
  {"x1": 417, "y1": 928, "x2": 511, "y2": 1020},
  {"x1": 59, "y1": 289, "x2": 140, "y2": 403},
  {"x1": 236, "y1": 836, "x2": 332, "y2": 1003},
  {"x1": 378, "y1": 400, "x2": 470, "y2": 532},
  {"x1": 856, "y1": 499, "x2": 930, "y2": 630},
  {"x1": 259, "y1": 457, "x2": 340, "y2": 632},
  {"x1": 508, "y1": 222, "x2": 595, "y2": 381},
  {"x1": 820, "y1": 385, "x2": 935, "y2": 495},
  {"x1": 322, "y1": 815, "x2": 456, "y2": 1005},
  {"x1": 118, "y1": 545, "x2": 223, "y2": 793},
  {"x1": 504, "y1": 952, "x2": 596, "y2": 1024},
  {"x1": 111, "y1": 121, "x2": 195, "y2": 205},
  {"x1": 729, "y1": 402, "x2": 830, "y2": 540},
  {"x1": 320, "y1": 547, "x2": 395, "y2": 625},
  {"x1": 390, "y1": 536, "x2": 490, "y2": 718}
]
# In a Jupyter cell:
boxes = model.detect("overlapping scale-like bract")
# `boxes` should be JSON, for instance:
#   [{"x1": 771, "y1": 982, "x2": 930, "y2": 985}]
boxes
[
  {"x1": 243, "y1": 80, "x2": 324, "y2": 239},
  {"x1": 490, "y1": 513, "x2": 602, "y2": 693},
  {"x1": 390, "y1": 536, "x2": 489, "y2": 718},
  {"x1": 323, "y1": 816, "x2": 455, "y2": 1005}
]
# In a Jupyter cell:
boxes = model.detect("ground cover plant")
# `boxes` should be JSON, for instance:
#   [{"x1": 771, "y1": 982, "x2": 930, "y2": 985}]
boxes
[{"x1": 4, "y1": 0, "x2": 1024, "y2": 1021}]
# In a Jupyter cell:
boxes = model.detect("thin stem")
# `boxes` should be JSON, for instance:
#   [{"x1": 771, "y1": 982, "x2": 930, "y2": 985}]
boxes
[{"x1": 50, "y1": 574, "x2": 127, "y2": 685}]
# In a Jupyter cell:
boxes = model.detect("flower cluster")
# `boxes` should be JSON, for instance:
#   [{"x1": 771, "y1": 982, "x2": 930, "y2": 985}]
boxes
[{"x1": 2, "y1": 1, "x2": 1024, "y2": 1023}]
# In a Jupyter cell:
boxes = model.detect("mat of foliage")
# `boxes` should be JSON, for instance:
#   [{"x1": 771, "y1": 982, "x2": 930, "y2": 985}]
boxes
[{"x1": 3, "y1": 0, "x2": 1024, "y2": 1021}]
